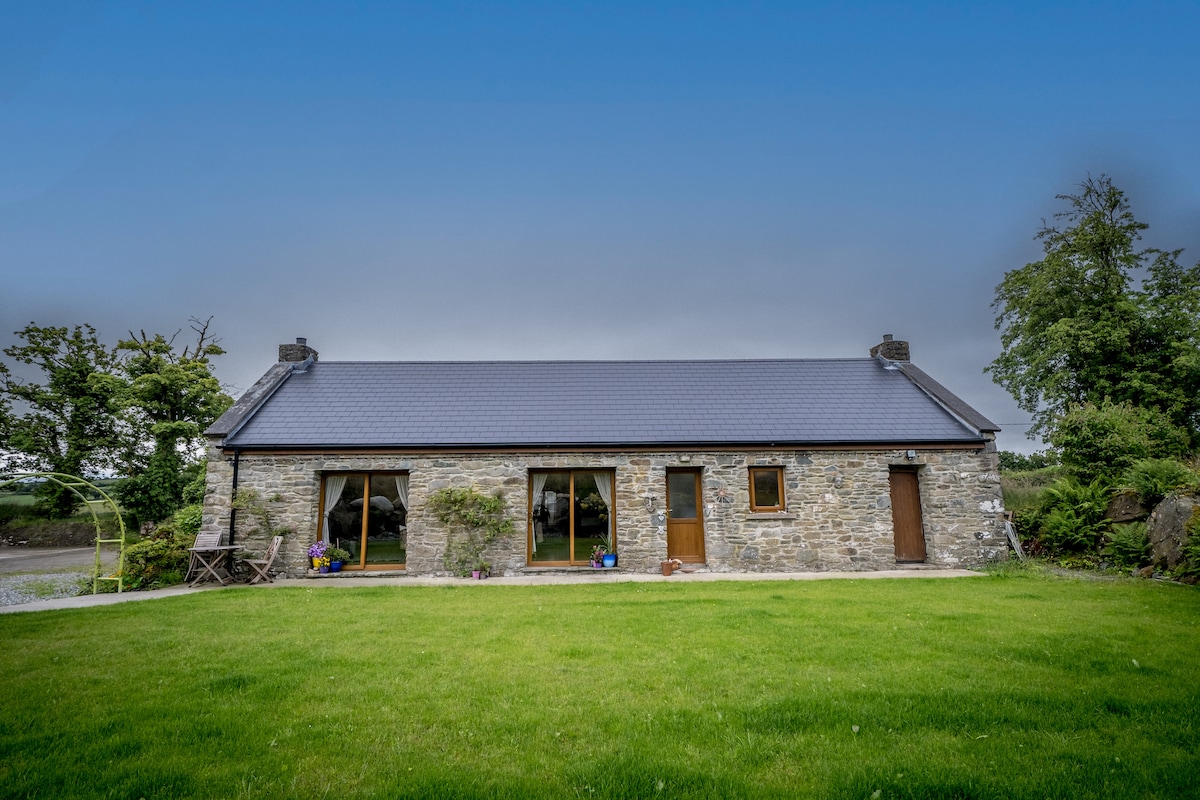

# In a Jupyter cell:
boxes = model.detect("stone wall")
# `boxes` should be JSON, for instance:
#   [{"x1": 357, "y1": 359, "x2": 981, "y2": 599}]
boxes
[{"x1": 201, "y1": 440, "x2": 1007, "y2": 577}]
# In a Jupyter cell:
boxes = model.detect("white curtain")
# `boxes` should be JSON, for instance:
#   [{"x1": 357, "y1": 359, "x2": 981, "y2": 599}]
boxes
[
  {"x1": 591, "y1": 472, "x2": 613, "y2": 540},
  {"x1": 322, "y1": 474, "x2": 347, "y2": 544},
  {"x1": 530, "y1": 473, "x2": 547, "y2": 554},
  {"x1": 394, "y1": 474, "x2": 409, "y2": 511}
]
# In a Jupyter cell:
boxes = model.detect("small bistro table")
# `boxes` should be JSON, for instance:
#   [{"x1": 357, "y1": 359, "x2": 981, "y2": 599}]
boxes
[{"x1": 186, "y1": 544, "x2": 242, "y2": 587}]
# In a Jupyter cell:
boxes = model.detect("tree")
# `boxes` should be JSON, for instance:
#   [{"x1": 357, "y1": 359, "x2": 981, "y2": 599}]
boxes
[
  {"x1": 1047, "y1": 399, "x2": 1189, "y2": 485},
  {"x1": 107, "y1": 317, "x2": 233, "y2": 524},
  {"x1": 0, "y1": 324, "x2": 122, "y2": 517},
  {"x1": 988, "y1": 175, "x2": 1200, "y2": 444}
]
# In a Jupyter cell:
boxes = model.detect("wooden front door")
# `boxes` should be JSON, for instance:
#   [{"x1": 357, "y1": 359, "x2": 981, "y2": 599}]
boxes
[
  {"x1": 666, "y1": 469, "x2": 705, "y2": 563},
  {"x1": 889, "y1": 467, "x2": 927, "y2": 562}
]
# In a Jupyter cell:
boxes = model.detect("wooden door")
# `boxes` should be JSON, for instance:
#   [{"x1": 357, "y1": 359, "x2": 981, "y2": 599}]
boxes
[
  {"x1": 666, "y1": 469, "x2": 705, "y2": 563},
  {"x1": 890, "y1": 468, "x2": 927, "y2": 562}
]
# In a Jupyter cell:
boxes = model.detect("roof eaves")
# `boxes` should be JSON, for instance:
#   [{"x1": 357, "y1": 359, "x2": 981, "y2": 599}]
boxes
[{"x1": 223, "y1": 436, "x2": 990, "y2": 452}]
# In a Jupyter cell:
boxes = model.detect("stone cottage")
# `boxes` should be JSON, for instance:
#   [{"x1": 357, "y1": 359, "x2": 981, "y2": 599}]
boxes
[{"x1": 201, "y1": 336, "x2": 1007, "y2": 577}]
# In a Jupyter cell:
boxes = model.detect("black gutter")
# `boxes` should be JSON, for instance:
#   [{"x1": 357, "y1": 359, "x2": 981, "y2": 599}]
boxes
[{"x1": 228, "y1": 448, "x2": 240, "y2": 545}]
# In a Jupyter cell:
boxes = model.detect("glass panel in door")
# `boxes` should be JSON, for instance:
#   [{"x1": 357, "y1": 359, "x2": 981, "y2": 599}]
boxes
[
  {"x1": 573, "y1": 472, "x2": 607, "y2": 563},
  {"x1": 668, "y1": 472, "x2": 698, "y2": 520},
  {"x1": 326, "y1": 475, "x2": 365, "y2": 563},
  {"x1": 365, "y1": 474, "x2": 406, "y2": 565},
  {"x1": 531, "y1": 472, "x2": 571, "y2": 564}
]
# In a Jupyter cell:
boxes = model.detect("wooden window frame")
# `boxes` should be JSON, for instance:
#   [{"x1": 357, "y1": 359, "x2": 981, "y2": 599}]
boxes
[
  {"x1": 528, "y1": 469, "x2": 616, "y2": 567},
  {"x1": 748, "y1": 466, "x2": 786, "y2": 512},
  {"x1": 317, "y1": 471, "x2": 408, "y2": 570}
]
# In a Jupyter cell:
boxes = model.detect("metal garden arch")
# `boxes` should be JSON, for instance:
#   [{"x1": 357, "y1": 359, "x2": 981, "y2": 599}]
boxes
[{"x1": 0, "y1": 472, "x2": 126, "y2": 593}]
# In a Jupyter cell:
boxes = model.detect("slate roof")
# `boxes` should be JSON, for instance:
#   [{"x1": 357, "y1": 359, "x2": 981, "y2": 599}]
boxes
[{"x1": 212, "y1": 358, "x2": 997, "y2": 449}]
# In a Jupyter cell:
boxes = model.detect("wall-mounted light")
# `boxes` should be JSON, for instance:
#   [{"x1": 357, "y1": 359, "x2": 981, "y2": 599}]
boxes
[
  {"x1": 679, "y1": 455, "x2": 692, "y2": 463},
  {"x1": 905, "y1": 449, "x2": 917, "y2": 460}
]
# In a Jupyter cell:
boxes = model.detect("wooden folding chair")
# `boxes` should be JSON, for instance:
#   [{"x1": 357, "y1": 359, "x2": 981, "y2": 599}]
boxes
[
  {"x1": 187, "y1": 532, "x2": 226, "y2": 586},
  {"x1": 244, "y1": 536, "x2": 283, "y2": 584}
]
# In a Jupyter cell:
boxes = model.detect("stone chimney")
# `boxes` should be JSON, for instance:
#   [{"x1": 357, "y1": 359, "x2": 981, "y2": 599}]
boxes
[
  {"x1": 870, "y1": 334, "x2": 910, "y2": 362},
  {"x1": 279, "y1": 337, "x2": 319, "y2": 363}
]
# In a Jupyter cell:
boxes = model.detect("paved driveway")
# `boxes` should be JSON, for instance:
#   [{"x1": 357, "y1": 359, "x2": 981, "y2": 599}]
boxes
[{"x1": 0, "y1": 545, "x2": 120, "y2": 575}]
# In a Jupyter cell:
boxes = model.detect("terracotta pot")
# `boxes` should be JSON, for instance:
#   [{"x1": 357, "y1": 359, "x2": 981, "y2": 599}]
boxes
[{"x1": 661, "y1": 561, "x2": 675, "y2": 576}]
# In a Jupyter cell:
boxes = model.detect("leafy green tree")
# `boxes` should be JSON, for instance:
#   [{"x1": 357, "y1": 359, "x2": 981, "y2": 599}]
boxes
[
  {"x1": 988, "y1": 175, "x2": 1200, "y2": 443},
  {"x1": 1048, "y1": 399, "x2": 1189, "y2": 484},
  {"x1": 107, "y1": 317, "x2": 232, "y2": 524},
  {"x1": 0, "y1": 324, "x2": 122, "y2": 517}
]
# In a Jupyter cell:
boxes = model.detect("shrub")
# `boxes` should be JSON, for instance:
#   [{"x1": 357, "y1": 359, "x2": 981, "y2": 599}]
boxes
[
  {"x1": 1120, "y1": 458, "x2": 1198, "y2": 507},
  {"x1": 1049, "y1": 400, "x2": 1190, "y2": 484},
  {"x1": 1034, "y1": 478, "x2": 1112, "y2": 555},
  {"x1": 1040, "y1": 507, "x2": 1098, "y2": 553},
  {"x1": 1102, "y1": 522, "x2": 1151, "y2": 569},
  {"x1": 116, "y1": 503, "x2": 209, "y2": 590},
  {"x1": 1175, "y1": 511, "x2": 1200, "y2": 583},
  {"x1": 120, "y1": 529, "x2": 193, "y2": 590},
  {"x1": 173, "y1": 503, "x2": 203, "y2": 538}
]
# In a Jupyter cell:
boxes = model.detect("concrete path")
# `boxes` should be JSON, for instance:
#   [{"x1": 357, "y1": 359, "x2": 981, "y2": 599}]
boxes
[{"x1": 0, "y1": 547, "x2": 984, "y2": 614}]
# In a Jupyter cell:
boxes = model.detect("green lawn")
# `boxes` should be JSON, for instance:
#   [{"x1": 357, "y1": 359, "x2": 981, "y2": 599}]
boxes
[{"x1": 1, "y1": 568, "x2": 1197, "y2": 799}]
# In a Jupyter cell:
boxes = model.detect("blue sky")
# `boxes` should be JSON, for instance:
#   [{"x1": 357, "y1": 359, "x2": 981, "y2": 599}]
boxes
[{"x1": 3, "y1": 1, "x2": 1199, "y2": 453}]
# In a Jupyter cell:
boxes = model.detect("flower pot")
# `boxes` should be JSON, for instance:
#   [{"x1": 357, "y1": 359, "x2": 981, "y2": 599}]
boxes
[
  {"x1": 661, "y1": 560, "x2": 675, "y2": 576},
  {"x1": 602, "y1": 553, "x2": 617, "y2": 568},
  {"x1": 312, "y1": 557, "x2": 321, "y2": 568},
  {"x1": 330, "y1": 561, "x2": 342, "y2": 572},
  {"x1": 591, "y1": 561, "x2": 602, "y2": 568},
  {"x1": 471, "y1": 570, "x2": 481, "y2": 579},
  {"x1": 319, "y1": 565, "x2": 329, "y2": 574}
]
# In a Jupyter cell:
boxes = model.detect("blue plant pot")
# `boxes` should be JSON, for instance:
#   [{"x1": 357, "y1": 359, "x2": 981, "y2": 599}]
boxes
[
  {"x1": 602, "y1": 553, "x2": 617, "y2": 568},
  {"x1": 330, "y1": 561, "x2": 342, "y2": 572}
]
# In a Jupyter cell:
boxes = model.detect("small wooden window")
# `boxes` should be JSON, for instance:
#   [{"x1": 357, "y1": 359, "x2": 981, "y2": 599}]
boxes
[{"x1": 749, "y1": 467, "x2": 785, "y2": 512}]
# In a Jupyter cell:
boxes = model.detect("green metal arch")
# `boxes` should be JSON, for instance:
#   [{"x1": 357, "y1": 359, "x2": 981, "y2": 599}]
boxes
[{"x1": 0, "y1": 472, "x2": 126, "y2": 594}]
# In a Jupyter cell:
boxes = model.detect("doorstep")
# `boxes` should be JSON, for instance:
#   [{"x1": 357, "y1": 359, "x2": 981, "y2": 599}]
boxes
[{"x1": 304, "y1": 569, "x2": 410, "y2": 579}]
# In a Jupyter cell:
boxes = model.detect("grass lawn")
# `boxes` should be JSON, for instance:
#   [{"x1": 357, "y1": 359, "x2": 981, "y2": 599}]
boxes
[{"x1": 1, "y1": 568, "x2": 1197, "y2": 799}]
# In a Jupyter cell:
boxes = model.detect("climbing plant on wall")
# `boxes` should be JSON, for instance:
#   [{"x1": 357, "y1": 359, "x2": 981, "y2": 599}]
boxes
[{"x1": 427, "y1": 487, "x2": 514, "y2": 576}]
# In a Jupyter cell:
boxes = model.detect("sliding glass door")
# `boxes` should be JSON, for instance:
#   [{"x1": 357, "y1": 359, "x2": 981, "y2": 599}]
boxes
[
  {"x1": 529, "y1": 470, "x2": 613, "y2": 565},
  {"x1": 320, "y1": 472, "x2": 408, "y2": 569}
]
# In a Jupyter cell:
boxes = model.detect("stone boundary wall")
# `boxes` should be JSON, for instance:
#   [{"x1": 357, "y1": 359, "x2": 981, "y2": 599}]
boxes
[{"x1": 201, "y1": 441, "x2": 1006, "y2": 577}]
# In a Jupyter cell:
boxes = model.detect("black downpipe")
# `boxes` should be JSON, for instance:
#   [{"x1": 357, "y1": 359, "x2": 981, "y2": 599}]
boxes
[{"x1": 228, "y1": 448, "x2": 240, "y2": 545}]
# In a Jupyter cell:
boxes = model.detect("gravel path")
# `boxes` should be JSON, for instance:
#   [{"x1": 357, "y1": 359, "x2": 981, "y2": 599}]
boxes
[{"x1": 0, "y1": 572, "x2": 93, "y2": 606}]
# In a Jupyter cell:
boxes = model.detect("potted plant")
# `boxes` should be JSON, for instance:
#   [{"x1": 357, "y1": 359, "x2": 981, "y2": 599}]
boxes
[
  {"x1": 307, "y1": 541, "x2": 327, "y2": 569},
  {"x1": 590, "y1": 544, "x2": 606, "y2": 568},
  {"x1": 327, "y1": 546, "x2": 351, "y2": 572},
  {"x1": 476, "y1": 560, "x2": 491, "y2": 579},
  {"x1": 600, "y1": 533, "x2": 617, "y2": 568}
]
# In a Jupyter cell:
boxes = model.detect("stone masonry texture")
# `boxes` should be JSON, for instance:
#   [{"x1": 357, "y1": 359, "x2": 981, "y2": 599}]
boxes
[{"x1": 202, "y1": 440, "x2": 1007, "y2": 577}]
